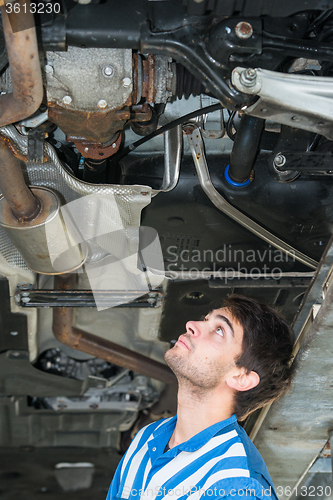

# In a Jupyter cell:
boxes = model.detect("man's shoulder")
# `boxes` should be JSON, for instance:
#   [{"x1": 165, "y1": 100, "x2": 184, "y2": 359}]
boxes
[
  {"x1": 216, "y1": 420, "x2": 270, "y2": 473},
  {"x1": 212, "y1": 420, "x2": 278, "y2": 500}
]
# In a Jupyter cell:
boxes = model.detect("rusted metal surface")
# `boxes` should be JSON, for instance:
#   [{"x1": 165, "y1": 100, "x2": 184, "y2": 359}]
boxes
[
  {"x1": 132, "y1": 53, "x2": 140, "y2": 104},
  {"x1": 74, "y1": 132, "x2": 122, "y2": 159},
  {"x1": 52, "y1": 275, "x2": 177, "y2": 386},
  {"x1": 0, "y1": 135, "x2": 47, "y2": 163},
  {"x1": 0, "y1": 0, "x2": 43, "y2": 126},
  {"x1": 131, "y1": 103, "x2": 153, "y2": 122},
  {"x1": 142, "y1": 55, "x2": 155, "y2": 103},
  {"x1": 0, "y1": 141, "x2": 40, "y2": 220},
  {"x1": 48, "y1": 104, "x2": 130, "y2": 145},
  {"x1": 0, "y1": 134, "x2": 29, "y2": 162}
]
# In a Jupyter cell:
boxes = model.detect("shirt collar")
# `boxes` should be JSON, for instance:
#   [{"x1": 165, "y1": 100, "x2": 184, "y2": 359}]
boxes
[{"x1": 153, "y1": 414, "x2": 238, "y2": 453}]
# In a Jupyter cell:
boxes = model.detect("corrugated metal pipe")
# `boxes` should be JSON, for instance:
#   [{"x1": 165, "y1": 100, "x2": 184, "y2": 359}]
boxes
[
  {"x1": 0, "y1": 0, "x2": 43, "y2": 125},
  {"x1": 52, "y1": 274, "x2": 177, "y2": 386}
]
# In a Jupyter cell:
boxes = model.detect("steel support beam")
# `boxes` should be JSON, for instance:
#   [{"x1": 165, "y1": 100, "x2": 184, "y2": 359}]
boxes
[{"x1": 251, "y1": 236, "x2": 333, "y2": 499}]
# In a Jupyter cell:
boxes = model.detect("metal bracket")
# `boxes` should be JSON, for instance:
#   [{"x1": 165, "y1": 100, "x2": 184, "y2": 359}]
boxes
[
  {"x1": 15, "y1": 286, "x2": 164, "y2": 308},
  {"x1": 27, "y1": 129, "x2": 44, "y2": 162},
  {"x1": 232, "y1": 67, "x2": 333, "y2": 140},
  {"x1": 274, "y1": 151, "x2": 333, "y2": 174}
]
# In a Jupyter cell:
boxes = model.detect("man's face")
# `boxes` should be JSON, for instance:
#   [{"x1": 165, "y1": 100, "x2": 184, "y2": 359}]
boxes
[{"x1": 164, "y1": 308, "x2": 244, "y2": 390}]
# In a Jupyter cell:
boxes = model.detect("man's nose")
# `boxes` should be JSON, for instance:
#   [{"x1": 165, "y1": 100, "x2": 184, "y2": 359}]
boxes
[{"x1": 186, "y1": 321, "x2": 201, "y2": 337}]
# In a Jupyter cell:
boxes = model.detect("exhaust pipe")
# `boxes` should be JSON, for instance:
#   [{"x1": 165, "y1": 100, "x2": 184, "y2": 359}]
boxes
[
  {"x1": 0, "y1": 140, "x2": 40, "y2": 220},
  {"x1": 52, "y1": 274, "x2": 177, "y2": 385},
  {"x1": 0, "y1": 0, "x2": 43, "y2": 125}
]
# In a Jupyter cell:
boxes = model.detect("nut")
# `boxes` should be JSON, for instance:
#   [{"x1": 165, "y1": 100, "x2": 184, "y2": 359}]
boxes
[
  {"x1": 97, "y1": 99, "x2": 108, "y2": 110},
  {"x1": 122, "y1": 77, "x2": 131, "y2": 88},
  {"x1": 62, "y1": 95, "x2": 72, "y2": 106},
  {"x1": 235, "y1": 21, "x2": 253, "y2": 40},
  {"x1": 274, "y1": 154, "x2": 287, "y2": 168},
  {"x1": 102, "y1": 65, "x2": 114, "y2": 77},
  {"x1": 239, "y1": 68, "x2": 257, "y2": 87},
  {"x1": 45, "y1": 64, "x2": 53, "y2": 75}
]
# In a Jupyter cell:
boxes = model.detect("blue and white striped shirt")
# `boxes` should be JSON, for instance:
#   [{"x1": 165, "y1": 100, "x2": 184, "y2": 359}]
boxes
[{"x1": 107, "y1": 414, "x2": 278, "y2": 500}]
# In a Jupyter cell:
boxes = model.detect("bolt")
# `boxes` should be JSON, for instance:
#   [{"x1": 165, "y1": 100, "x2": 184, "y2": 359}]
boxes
[
  {"x1": 97, "y1": 99, "x2": 108, "y2": 110},
  {"x1": 182, "y1": 123, "x2": 196, "y2": 135},
  {"x1": 239, "y1": 68, "x2": 257, "y2": 87},
  {"x1": 62, "y1": 95, "x2": 72, "y2": 106},
  {"x1": 112, "y1": 143, "x2": 116, "y2": 148},
  {"x1": 141, "y1": 191, "x2": 148, "y2": 196},
  {"x1": 148, "y1": 298, "x2": 155, "y2": 304},
  {"x1": 10, "y1": 331, "x2": 18, "y2": 336},
  {"x1": 84, "y1": 147, "x2": 89, "y2": 152},
  {"x1": 45, "y1": 64, "x2": 53, "y2": 75},
  {"x1": 235, "y1": 21, "x2": 253, "y2": 39},
  {"x1": 274, "y1": 154, "x2": 286, "y2": 168},
  {"x1": 18, "y1": 283, "x2": 33, "y2": 290},
  {"x1": 121, "y1": 77, "x2": 131, "y2": 88},
  {"x1": 89, "y1": 403, "x2": 99, "y2": 409},
  {"x1": 21, "y1": 297, "x2": 30, "y2": 303},
  {"x1": 12, "y1": 352, "x2": 20, "y2": 357},
  {"x1": 102, "y1": 65, "x2": 114, "y2": 78}
]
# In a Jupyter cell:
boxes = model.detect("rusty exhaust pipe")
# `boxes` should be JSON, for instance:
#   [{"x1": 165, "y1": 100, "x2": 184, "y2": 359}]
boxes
[
  {"x1": 52, "y1": 274, "x2": 177, "y2": 386},
  {"x1": 0, "y1": 0, "x2": 43, "y2": 125},
  {"x1": 0, "y1": 140, "x2": 40, "y2": 220}
]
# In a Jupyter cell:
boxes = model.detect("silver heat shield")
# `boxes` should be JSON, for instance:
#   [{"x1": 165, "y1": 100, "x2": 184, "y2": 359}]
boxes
[{"x1": 0, "y1": 125, "x2": 160, "y2": 358}]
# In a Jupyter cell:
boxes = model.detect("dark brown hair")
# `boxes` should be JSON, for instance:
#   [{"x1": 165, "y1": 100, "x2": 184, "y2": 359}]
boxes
[{"x1": 223, "y1": 294, "x2": 294, "y2": 421}]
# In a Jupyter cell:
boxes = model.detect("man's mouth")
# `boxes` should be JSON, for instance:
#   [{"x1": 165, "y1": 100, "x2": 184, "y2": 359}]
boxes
[{"x1": 176, "y1": 335, "x2": 190, "y2": 350}]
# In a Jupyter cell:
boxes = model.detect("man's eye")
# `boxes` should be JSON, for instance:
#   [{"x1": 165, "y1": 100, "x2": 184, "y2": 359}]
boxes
[{"x1": 215, "y1": 327, "x2": 224, "y2": 337}]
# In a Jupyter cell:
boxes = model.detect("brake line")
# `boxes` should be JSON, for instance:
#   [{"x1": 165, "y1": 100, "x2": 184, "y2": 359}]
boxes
[{"x1": 122, "y1": 103, "x2": 223, "y2": 156}]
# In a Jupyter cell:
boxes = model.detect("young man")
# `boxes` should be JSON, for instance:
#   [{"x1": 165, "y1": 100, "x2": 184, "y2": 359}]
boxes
[{"x1": 107, "y1": 294, "x2": 294, "y2": 500}]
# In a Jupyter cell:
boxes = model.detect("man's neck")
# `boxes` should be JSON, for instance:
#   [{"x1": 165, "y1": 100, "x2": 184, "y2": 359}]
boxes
[{"x1": 168, "y1": 381, "x2": 235, "y2": 448}]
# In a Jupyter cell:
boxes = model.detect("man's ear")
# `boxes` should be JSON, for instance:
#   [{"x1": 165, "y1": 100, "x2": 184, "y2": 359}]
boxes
[{"x1": 226, "y1": 369, "x2": 260, "y2": 392}]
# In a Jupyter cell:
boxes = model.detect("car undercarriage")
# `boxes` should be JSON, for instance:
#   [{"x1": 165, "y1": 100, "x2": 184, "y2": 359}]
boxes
[{"x1": 1, "y1": 0, "x2": 333, "y2": 499}]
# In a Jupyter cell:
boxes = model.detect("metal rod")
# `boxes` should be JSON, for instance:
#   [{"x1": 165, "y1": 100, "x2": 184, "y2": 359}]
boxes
[
  {"x1": 0, "y1": 141, "x2": 40, "y2": 220},
  {"x1": 52, "y1": 275, "x2": 176, "y2": 385},
  {"x1": 0, "y1": 0, "x2": 43, "y2": 126},
  {"x1": 263, "y1": 33, "x2": 333, "y2": 60},
  {"x1": 188, "y1": 126, "x2": 318, "y2": 270},
  {"x1": 158, "y1": 125, "x2": 182, "y2": 192}
]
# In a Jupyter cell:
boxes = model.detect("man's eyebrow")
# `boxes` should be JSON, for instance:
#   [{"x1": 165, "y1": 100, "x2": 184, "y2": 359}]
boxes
[{"x1": 215, "y1": 314, "x2": 235, "y2": 337}]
